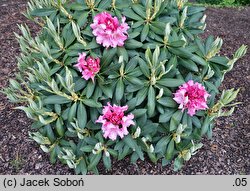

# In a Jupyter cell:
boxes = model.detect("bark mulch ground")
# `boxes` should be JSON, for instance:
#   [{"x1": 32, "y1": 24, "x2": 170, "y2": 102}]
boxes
[{"x1": 0, "y1": 0, "x2": 249, "y2": 175}]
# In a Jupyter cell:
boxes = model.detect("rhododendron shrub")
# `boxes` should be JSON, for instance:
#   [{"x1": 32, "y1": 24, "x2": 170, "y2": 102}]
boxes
[{"x1": 4, "y1": 0, "x2": 246, "y2": 174}]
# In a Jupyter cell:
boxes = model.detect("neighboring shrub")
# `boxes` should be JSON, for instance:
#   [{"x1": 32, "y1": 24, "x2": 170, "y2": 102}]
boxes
[
  {"x1": 3, "y1": 0, "x2": 247, "y2": 174},
  {"x1": 197, "y1": 0, "x2": 250, "y2": 5},
  {"x1": 237, "y1": 0, "x2": 250, "y2": 5},
  {"x1": 196, "y1": 0, "x2": 221, "y2": 5}
]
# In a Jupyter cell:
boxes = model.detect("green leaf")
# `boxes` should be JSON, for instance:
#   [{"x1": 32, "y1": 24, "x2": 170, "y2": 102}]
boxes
[
  {"x1": 131, "y1": 21, "x2": 145, "y2": 29},
  {"x1": 99, "y1": 84, "x2": 113, "y2": 98},
  {"x1": 132, "y1": 109, "x2": 147, "y2": 118},
  {"x1": 125, "y1": 39, "x2": 143, "y2": 49},
  {"x1": 126, "y1": 76, "x2": 144, "y2": 86},
  {"x1": 77, "y1": 102, "x2": 87, "y2": 129},
  {"x1": 50, "y1": 147, "x2": 57, "y2": 164},
  {"x1": 166, "y1": 139, "x2": 174, "y2": 160},
  {"x1": 70, "y1": 3, "x2": 87, "y2": 10},
  {"x1": 141, "y1": 122, "x2": 158, "y2": 136},
  {"x1": 46, "y1": 125, "x2": 56, "y2": 143},
  {"x1": 68, "y1": 102, "x2": 77, "y2": 122},
  {"x1": 88, "y1": 153, "x2": 102, "y2": 170},
  {"x1": 201, "y1": 116, "x2": 210, "y2": 135},
  {"x1": 169, "y1": 40, "x2": 186, "y2": 48},
  {"x1": 138, "y1": 57, "x2": 150, "y2": 77},
  {"x1": 147, "y1": 86, "x2": 156, "y2": 117},
  {"x1": 56, "y1": 118, "x2": 65, "y2": 137},
  {"x1": 179, "y1": 58, "x2": 199, "y2": 72},
  {"x1": 98, "y1": 0, "x2": 112, "y2": 9},
  {"x1": 168, "y1": 47, "x2": 193, "y2": 59},
  {"x1": 75, "y1": 78, "x2": 87, "y2": 92},
  {"x1": 191, "y1": 55, "x2": 208, "y2": 66},
  {"x1": 124, "y1": 135, "x2": 144, "y2": 160},
  {"x1": 157, "y1": 78, "x2": 185, "y2": 87},
  {"x1": 101, "y1": 48, "x2": 117, "y2": 69},
  {"x1": 132, "y1": 4, "x2": 146, "y2": 18},
  {"x1": 155, "y1": 136, "x2": 171, "y2": 153},
  {"x1": 31, "y1": 8, "x2": 56, "y2": 17},
  {"x1": 115, "y1": 78, "x2": 124, "y2": 101},
  {"x1": 82, "y1": 99, "x2": 102, "y2": 108},
  {"x1": 170, "y1": 110, "x2": 183, "y2": 131},
  {"x1": 130, "y1": 152, "x2": 139, "y2": 164},
  {"x1": 43, "y1": 95, "x2": 71, "y2": 105},
  {"x1": 209, "y1": 56, "x2": 229, "y2": 66},
  {"x1": 135, "y1": 87, "x2": 148, "y2": 106},
  {"x1": 204, "y1": 81, "x2": 219, "y2": 93},
  {"x1": 157, "y1": 97, "x2": 177, "y2": 108},
  {"x1": 174, "y1": 157, "x2": 184, "y2": 171},
  {"x1": 103, "y1": 153, "x2": 111, "y2": 170},
  {"x1": 192, "y1": 116, "x2": 201, "y2": 128},
  {"x1": 122, "y1": 8, "x2": 143, "y2": 21},
  {"x1": 78, "y1": 159, "x2": 87, "y2": 175},
  {"x1": 86, "y1": 81, "x2": 96, "y2": 98},
  {"x1": 117, "y1": 47, "x2": 129, "y2": 63},
  {"x1": 159, "y1": 109, "x2": 176, "y2": 123},
  {"x1": 141, "y1": 24, "x2": 149, "y2": 42},
  {"x1": 147, "y1": 152, "x2": 157, "y2": 163},
  {"x1": 84, "y1": 39, "x2": 100, "y2": 50},
  {"x1": 80, "y1": 145, "x2": 94, "y2": 152},
  {"x1": 77, "y1": 12, "x2": 89, "y2": 27}
]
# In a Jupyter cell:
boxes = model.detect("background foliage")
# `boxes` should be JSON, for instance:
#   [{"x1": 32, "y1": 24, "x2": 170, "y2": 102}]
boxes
[{"x1": 196, "y1": 0, "x2": 250, "y2": 6}]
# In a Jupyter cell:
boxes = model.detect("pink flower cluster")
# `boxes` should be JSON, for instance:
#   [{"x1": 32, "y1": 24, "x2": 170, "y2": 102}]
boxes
[
  {"x1": 90, "y1": 12, "x2": 129, "y2": 48},
  {"x1": 96, "y1": 103, "x2": 134, "y2": 141},
  {"x1": 173, "y1": 80, "x2": 210, "y2": 116},
  {"x1": 74, "y1": 52, "x2": 100, "y2": 82}
]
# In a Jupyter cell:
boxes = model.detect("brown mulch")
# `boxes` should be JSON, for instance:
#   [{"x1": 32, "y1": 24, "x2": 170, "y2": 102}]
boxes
[{"x1": 0, "y1": 0, "x2": 249, "y2": 175}]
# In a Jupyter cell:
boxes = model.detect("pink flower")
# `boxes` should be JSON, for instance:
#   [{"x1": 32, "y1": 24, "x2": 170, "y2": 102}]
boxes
[
  {"x1": 173, "y1": 80, "x2": 210, "y2": 116},
  {"x1": 90, "y1": 12, "x2": 130, "y2": 48},
  {"x1": 74, "y1": 52, "x2": 100, "y2": 82},
  {"x1": 96, "y1": 103, "x2": 135, "y2": 141}
]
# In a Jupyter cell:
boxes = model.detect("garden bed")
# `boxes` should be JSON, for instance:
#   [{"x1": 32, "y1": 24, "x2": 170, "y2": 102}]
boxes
[{"x1": 0, "y1": 0, "x2": 249, "y2": 175}]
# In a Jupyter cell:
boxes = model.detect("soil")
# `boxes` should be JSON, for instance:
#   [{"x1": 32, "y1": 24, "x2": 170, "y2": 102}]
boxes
[{"x1": 0, "y1": 0, "x2": 249, "y2": 175}]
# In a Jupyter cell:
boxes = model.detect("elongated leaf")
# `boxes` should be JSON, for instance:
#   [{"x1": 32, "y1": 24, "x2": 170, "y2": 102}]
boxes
[
  {"x1": 157, "y1": 78, "x2": 185, "y2": 87},
  {"x1": 103, "y1": 154, "x2": 111, "y2": 170},
  {"x1": 155, "y1": 136, "x2": 171, "y2": 154},
  {"x1": 88, "y1": 153, "x2": 102, "y2": 170},
  {"x1": 56, "y1": 118, "x2": 65, "y2": 137},
  {"x1": 132, "y1": 4, "x2": 146, "y2": 18},
  {"x1": 44, "y1": 95, "x2": 71, "y2": 105},
  {"x1": 147, "y1": 86, "x2": 156, "y2": 117},
  {"x1": 191, "y1": 55, "x2": 207, "y2": 66},
  {"x1": 122, "y1": 8, "x2": 143, "y2": 21},
  {"x1": 141, "y1": 24, "x2": 149, "y2": 42},
  {"x1": 168, "y1": 47, "x2": 193, "y2": 59},
  {"x1": 170, "y1": 110, "x2": 183, "y2": 131},
  {"x1": 138, "y1": 57, "x2": 150, "y2": 77},
  {"x1": 115, "y1": 78, "x2": 124, "y2": 101},
  {"x1": 77, "y1": 102, "x2": 87, "y2": 129},
  {"x1": 31, "y1": 8, "x2": 56, "y2": 17},
  {"x1": 166, "y1": 139, "x2": 174, "y2": 160},
  {"x1": 157, "y1": 97, "x2": 177, "y2": 108},
  {"x1": 179, "y1": 58, "x2": 199, "y2": 72},
  {"x1": 124, "y1": 135, "x2": 144, "y2": 160},
  {"x1": 125, "y1": 39, "x2": 143, "y2": 49},
  {"x1": 132, "y1": 109, "x2": 147, "y2": 118},
  {"x1": 101, "y1": 48, "x2": 117, "y2": 69},
  {"x1": 136, "y1": 87, "x2": 148, "y2": 106},
  {"x1": 82, "y1": 99, "x2": 102, "y2": 108},
  {"x1": 68, "y1": 102, "x2": 77, "y2": 122},
  {"x1": 159, "y1": 109, "x2": 176, "y2": 123}
]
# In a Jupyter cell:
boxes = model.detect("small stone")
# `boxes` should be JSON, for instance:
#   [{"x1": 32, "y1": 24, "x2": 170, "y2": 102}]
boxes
[{"x1": 35, "y1": 163, "x2": 43, "y2": 170}]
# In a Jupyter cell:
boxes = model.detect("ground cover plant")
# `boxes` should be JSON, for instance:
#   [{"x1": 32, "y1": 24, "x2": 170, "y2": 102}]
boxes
[{"x1": 3, "y1": 0, "x2": 247, "y2": 174}]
